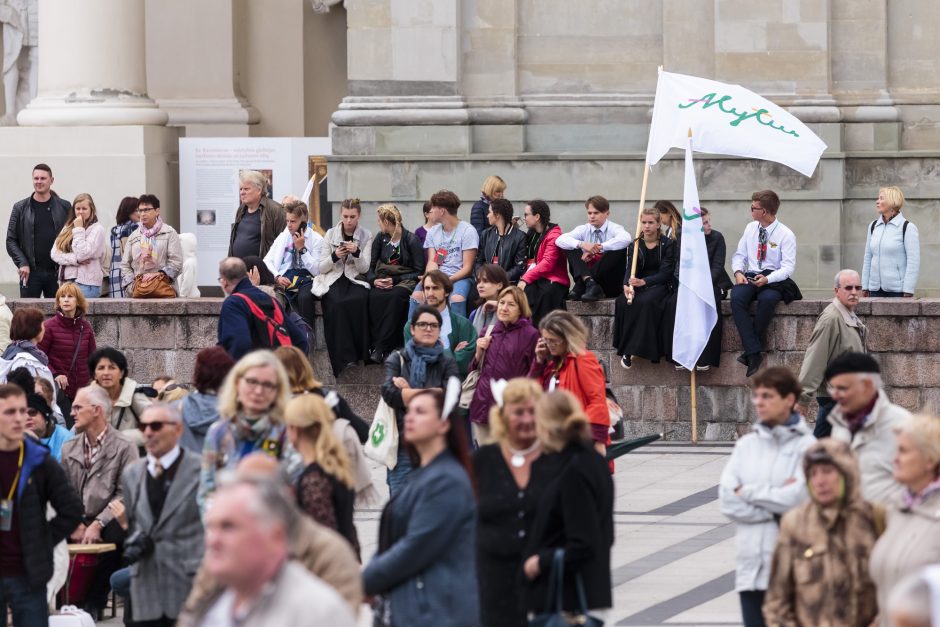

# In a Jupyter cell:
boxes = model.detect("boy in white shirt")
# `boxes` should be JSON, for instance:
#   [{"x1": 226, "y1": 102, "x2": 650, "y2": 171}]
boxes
[
  {"x1": 730, "y1": 190, "x2": 801, "y2": 376},
  {"x1": 555, "y1": 195, "x2": 631, "y2": 302}
]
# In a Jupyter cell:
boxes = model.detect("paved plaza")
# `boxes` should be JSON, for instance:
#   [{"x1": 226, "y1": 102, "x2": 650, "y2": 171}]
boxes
[{"x1": 101, "y1": 442, "x2": 740, "y2": 626}]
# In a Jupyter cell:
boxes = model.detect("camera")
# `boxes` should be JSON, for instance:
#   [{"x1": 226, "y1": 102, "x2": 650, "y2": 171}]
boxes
[{"x1": 123, "y1": 530, "x2": 155, "y2": 565}]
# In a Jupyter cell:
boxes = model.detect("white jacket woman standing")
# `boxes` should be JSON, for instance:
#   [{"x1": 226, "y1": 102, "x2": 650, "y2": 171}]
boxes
[
  {"x1": 862, "y1": 186, "x2": 920, "y2": 297},
  {"x1": 718, "y1": 367, "x2": 816, "y2": 627},
  {"x1": 50, "y1": 193, "x2": 108, "y2": 298}
]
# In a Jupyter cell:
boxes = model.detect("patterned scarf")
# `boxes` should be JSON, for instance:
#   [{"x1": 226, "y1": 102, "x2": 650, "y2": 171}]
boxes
[
  {"x1": 403, "y1": 339, "x2": 444, "y2": 388},
  {"x1": 902, "y1": 476, "x2": 940, "y2": 510},
  {"x1": 138, "y1": 218, "x2": 164, "y2": 266}
]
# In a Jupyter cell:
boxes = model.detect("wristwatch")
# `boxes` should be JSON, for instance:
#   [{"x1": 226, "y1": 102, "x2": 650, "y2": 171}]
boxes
[{"x1": 298, "y1": 247, "x2": 307, "y2": 255}]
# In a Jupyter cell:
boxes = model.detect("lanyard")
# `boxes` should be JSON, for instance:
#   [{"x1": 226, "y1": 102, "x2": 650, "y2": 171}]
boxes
[{"x1": 5, "y1": 443, "x2": 24, "y2": 500}]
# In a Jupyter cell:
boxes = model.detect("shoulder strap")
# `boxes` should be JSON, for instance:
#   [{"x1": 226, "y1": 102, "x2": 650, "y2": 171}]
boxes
[
  {"x1": 870, "y1": 219, "x2": 877, "y2": 235},
  {"x1": 67, "y1": 325, "x2": 85, "y2": 378},
  {"x1": 903, "y1": 220, "x2": 909, "y2": 242}
]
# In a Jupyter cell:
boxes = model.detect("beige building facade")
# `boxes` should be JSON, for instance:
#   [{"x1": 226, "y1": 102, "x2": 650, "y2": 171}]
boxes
[{"x1": 1, "y1": 0, "x2": 939, "y2": 294}]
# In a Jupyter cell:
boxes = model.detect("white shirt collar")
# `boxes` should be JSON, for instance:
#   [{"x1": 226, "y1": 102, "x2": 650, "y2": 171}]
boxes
[{"x1": 147, "y1": 445, "x2": 181, "y2": 478}]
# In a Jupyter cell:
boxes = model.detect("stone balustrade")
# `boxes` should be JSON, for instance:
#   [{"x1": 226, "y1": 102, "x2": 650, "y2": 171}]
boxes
[{"x1": 11, "y1": 297, "x2": 937, "y2": 441}]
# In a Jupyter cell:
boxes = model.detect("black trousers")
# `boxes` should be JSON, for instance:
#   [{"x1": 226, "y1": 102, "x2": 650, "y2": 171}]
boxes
[
  {"x1": 739, "y1": 590, "x2": 767, "y2": 627},
  {"x1": 524, "y1": 279, "x2": 567, "y2": 326},
  {"x1": 20, "y1": 267, "x2": 59, "y2": 298},
  {"x1": 565, "y1": 248, "x2": 627, "y2": 298}
]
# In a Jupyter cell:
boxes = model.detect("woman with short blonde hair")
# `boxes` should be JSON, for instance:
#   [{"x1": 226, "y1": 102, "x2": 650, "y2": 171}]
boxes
[
  {"x1": 284, "y1": 393, "x2": 360, "y2": 556},
  {"x1": 471, "y1": 175, "x2": 508, "y2": 235},
  {"x1": 474, "y1": 377, "x2": 556, "y2": 627},
  {"x1": 522, "y1": 390, "x2": 613, "y2": 619},
  {"x1": 199, "y1": 350, "x2": 300, "y2": 509},
  {"x1": 51, "y1": 193, "x2": 108, "y2": 298},
  {"x1": 863, "y1": 185, "x2": 920, "y2": 297}
]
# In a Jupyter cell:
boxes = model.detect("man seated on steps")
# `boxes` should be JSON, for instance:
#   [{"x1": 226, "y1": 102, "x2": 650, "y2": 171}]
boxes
[{"x1": 555, "y1": 195, "x2": 631, "y2": 302}]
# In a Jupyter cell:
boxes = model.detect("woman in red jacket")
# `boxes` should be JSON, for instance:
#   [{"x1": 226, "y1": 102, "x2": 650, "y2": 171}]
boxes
[
  {"x1": 37, "y1": 283, "x2": 97, "y2": 407},
  {"x1": 528, "y1": 310, "x2": 609, "y2": 454},
  {"x1": 518, "y1": 200, "x2": 569, "y2": 326}
]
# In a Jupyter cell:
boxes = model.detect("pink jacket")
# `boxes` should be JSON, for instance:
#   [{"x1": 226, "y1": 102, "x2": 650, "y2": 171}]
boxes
[
  {"x1": 521, "y1": 224, "x2": 569, "y2": 286},
  {"x1": 50, "y1": 223, "x2": 107, "y2": 288}
]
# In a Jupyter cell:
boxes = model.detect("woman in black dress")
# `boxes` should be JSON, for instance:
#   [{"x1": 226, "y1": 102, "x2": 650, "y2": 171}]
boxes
[
  {"x1": 311, "y1": 198, "x2": 374, "y2": 376},
  {"x1": 473, "y1": 377, "x2": 557, "y2": 627},
  {"x1": 367, "y1": 203, "x2": 426, "y2": 364},
  {"x1": 284, "y1": 393, "x2": 361, "y2": 558},
  {"x1": 613, "y1": 207, "x2": 676, "y2": 369}
]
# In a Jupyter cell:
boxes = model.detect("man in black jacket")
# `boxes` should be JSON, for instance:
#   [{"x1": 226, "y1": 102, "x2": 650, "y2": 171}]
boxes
[
  {"x1": 0, "y1": 383, "x2": 83, "y2": 624},
  {"x1": 6, "y1": 163, "x2": 72, "y2": 297}
]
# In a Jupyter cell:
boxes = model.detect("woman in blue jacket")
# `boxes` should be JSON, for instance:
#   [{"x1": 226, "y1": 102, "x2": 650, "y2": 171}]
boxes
[
  {"x1": 363, "y1": 386, "x2": 479, "y2": 627},
  {"x1": 862, "y1": 186, "x2": 920, "y2": 297}
]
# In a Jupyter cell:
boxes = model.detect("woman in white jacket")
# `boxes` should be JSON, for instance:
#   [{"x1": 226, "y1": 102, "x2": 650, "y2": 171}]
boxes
[
  {"x1": 50, "y1": 193, "x2": 108, "y2": 298},
  {"x1": 263, "y1": 199, "x2": 323, "y2": 325},
  {"x1": 311, "y1": 198, "x2": 373, "y2": 376},
  {"x1": 862, "y1": 186, "x2": 920, "y2": 297},
  {"x1": 719, "y1": 367, "x2": 816, "y2": 627}
]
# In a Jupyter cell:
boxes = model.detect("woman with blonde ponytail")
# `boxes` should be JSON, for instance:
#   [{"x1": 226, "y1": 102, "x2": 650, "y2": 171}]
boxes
[
  {"x1": 284, "y1": 393, "x2": 360, "y2": 557},
  {"x1": 522, "y1": 390, "x2": 614, "y2": 620},
  {"x1": 366, "y1": 203, "x2": 426, "y2": 364},
  {"x1": 50, "y1": 193, "x2": 108, "y2": 298}
]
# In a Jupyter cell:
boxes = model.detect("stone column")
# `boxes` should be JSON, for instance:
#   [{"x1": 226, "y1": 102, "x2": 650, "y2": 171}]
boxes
[{"x1": 17, "y1": 0, "x2": 167, "y2": 126}]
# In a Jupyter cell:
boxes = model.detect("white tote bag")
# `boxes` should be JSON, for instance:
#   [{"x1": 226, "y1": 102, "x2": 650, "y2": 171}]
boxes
[{"x1": 364, "y1": 353, "x2": 402, "y2": 470}]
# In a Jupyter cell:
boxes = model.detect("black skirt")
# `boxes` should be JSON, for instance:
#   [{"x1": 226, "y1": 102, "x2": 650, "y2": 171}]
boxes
[
  {"x1": 368, "y1": 285, "x2": 411, "y2": 355},
  {"x1": 525, "y1": 279, "x2": 567, "y2": 327},
  {"x1": 661, "y1": 290, "x2": 723, "y2": 367},
  {"x1": 613, "y1": 285, "x2": 669, "y2": 362},
  {"x1": 320, "y1": 275, "x2": 370, "y2": 376}
]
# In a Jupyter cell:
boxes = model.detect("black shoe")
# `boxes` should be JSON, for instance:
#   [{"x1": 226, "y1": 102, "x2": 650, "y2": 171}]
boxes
[
  {"x1": 745, "y1": 353, "x2": 763, "y2": 377},
  {"x1": 582, "y1": 282, "x2": 605, "y2": 302},
  {"x1": 620, "y1": 355, "x2": 632, "y2": 369},
  {"x1": 736, "y1": 353, "x2": 748, "y2": 366},
  {"x1": 568, "y1": 281, "x2": 586, "y2": 301},
  {"x1": 368, "y1": 349, "x2": 385, "y2": 364}
]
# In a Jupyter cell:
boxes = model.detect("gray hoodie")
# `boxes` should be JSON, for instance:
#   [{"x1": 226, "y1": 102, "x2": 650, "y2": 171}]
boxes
[{"x1": 177, "y1": 392, "x2": 220, "y2": 452}]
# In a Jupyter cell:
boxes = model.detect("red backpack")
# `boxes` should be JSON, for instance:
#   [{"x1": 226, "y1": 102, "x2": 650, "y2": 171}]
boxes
[{"x1": 233, "y1": 292, "x2": 292, "y2": 349}]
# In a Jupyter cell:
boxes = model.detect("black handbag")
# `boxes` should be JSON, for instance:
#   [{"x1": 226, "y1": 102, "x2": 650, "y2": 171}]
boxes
[{"x1": 529, "y1": 549, "x2": 604, "y2": 627}]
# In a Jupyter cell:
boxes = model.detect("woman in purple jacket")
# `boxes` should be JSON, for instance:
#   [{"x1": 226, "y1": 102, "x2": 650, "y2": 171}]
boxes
[{"x1": 468, "y1": 285, "x2": 540, "y2": 445}]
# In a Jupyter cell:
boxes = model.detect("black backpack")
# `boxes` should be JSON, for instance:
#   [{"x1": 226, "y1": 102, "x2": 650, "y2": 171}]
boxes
[{"x1": 870, "y1": 219, "x2": 910, "y2": 241}]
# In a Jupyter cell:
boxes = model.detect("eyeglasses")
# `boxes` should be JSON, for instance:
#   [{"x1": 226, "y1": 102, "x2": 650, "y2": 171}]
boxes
[
  {"x1": 141, "y1": 421, "x2": 166, "y2": 432},
  {"x1": 413, "y1": 321, "x2": 441, "y2": 330},
  {"x1": 241, "y1": 377, "x2": 278, "y2": 392},
  {"x1": 839, "y1": 285, "x2": 864, "y2": 292},
  {"x1": 138, "y1": 207, "x2": 157, "y2": 214},
  {"x1": 542, "y1": 337, "x2": 565, "y2": 347},
  {"x1": 750, "y1": 205, "x2": 764, "y2": 212}
]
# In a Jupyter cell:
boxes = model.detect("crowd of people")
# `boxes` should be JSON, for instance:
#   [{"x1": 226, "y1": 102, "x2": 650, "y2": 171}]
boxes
[{"x1": 0, "y1": 162, "x2": 935, "y2": 627}]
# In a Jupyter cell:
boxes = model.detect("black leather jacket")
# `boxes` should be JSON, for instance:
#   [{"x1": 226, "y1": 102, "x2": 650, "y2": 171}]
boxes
[
  {"x1": 6, "y1": 194, "x2": 71, "y2": 270},
  {"x1": 474, "y1": 224, "x2": 527, "y2": 282}
]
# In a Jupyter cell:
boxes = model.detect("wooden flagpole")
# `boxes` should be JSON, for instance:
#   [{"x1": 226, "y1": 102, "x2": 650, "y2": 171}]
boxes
[
  {"x1": 691, "y1": 368, "x2": 698, "y2": 444},
  {"x1": 626, "y1": 163, "x2": 649, "y2": 305}
]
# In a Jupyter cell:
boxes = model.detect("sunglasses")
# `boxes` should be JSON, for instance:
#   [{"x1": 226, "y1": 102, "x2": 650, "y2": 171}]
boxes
[
  {"x1": 141, "y1": 421, "x2": 168, "y2": 432},
  {"x1": 839, "y1": 285, "x2": 864, "y2": 292}
]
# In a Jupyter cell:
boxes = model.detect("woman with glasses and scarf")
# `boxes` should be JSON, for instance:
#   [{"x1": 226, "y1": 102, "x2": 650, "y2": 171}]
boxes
[
  {"x1": 381, "y1": 305, "x2": 460, "y2": 496},
  {"x1": 119, "y1": 194, "x2": 183, "y2": 298},
  {"x1": 198, "y1": 350, "x2": 302, "y2": 511}
]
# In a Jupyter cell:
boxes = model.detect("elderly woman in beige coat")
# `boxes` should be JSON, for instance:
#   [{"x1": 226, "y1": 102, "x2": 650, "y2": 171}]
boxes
[
  {"x1": 119, "y1": 194, "x2": 183, "y2": 298},
  {"x1": 869, "y1": 413, "x2": 940, "y2": 626},
  {"x1": 763, "y1": 439, "x2": 879, "y2": 626},
  {"x1": 311, "y1": 198, "x2": 373, "y2": 377}
]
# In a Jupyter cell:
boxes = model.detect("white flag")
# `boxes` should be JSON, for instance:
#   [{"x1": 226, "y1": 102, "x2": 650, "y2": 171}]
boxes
[
  {"x1": 646, "y1": 71, "x2": 827, "y2": 177},
  {"x1": 672, "y1": 136, "x2": 718, "y2": 371}
]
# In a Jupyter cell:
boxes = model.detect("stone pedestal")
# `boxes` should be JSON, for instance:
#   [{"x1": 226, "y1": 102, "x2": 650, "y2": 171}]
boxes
[{"x1": 17, "y1": 0, "x2": 166, "y2": 126}]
